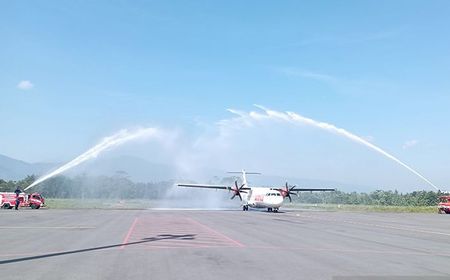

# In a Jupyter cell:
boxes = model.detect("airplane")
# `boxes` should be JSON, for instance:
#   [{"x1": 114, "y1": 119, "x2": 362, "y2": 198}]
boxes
[{"x1": 177, "y1": 170, "x2": 336, "y2": 212}]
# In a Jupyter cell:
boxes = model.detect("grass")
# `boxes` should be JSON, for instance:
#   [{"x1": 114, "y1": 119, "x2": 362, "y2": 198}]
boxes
[
  {"x1": 44, "y1": 198, "x2": 155, "y2": 209},
  {"x1": 44, "y1": 199, "x2": 440, "y2": 213},
  {"x1": 286, "y1": 203, "x2": 438, "y2": 213}
]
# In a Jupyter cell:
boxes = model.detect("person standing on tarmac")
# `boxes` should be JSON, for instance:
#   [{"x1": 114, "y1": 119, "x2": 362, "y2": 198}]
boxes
[{"x1": 14, "y1": 187, "x2": 21, "y2": 210}]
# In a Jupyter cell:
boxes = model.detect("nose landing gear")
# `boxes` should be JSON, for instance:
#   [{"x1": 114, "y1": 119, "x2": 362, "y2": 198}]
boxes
[{"x1": 242, "y1": 205, "x2": 249, "y2": 211}]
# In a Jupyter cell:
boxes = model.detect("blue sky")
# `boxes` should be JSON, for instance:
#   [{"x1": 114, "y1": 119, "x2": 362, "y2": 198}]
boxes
[{"x1": 1, "y1": 1, "x2": 450, "y2": 189}]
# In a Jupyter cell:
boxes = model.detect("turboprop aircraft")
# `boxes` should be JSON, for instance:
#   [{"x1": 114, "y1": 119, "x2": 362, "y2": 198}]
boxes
[{"x1": 177, "y1": 170, "x2": 336, "y2": 212}]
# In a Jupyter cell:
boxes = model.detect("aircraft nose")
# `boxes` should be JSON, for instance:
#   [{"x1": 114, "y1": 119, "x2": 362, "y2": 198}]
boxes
[{"x1": 277, "y1": 197, "x2": 284, "y2": 204}]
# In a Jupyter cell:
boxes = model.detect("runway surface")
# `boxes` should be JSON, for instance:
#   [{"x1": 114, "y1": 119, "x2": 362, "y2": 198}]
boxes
[{"x1": 1, "y1": 208, "x2": 450, "y2": 280}]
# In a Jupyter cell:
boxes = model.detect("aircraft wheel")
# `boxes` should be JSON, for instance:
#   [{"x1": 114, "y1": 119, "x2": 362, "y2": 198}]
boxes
[
  {"x1": 268, "y1": 208, "x2": 272, "y2": 212},
  {"x1": 274, "y1": 208, "x2": 279, "y2": 213}
]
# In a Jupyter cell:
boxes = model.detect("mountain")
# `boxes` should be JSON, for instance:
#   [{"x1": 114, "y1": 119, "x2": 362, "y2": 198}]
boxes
[
  {"x1": 0, "y1": 154, "x2": 370, "y2": 191},
  {"x1": 67, "y1": 155, "x2": 176, "y2": 182},
  {"x1": 0, "y1": 154, "x2": 56, "y2": 180}
]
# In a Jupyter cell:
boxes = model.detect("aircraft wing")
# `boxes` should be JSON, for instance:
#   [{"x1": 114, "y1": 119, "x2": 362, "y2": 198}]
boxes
[
  {"x1": 290, "y1": 188, "x2": 336, "y2": 192},
  {"x1": 177, "y1": 184, "x2": 230, "y2": 190}
]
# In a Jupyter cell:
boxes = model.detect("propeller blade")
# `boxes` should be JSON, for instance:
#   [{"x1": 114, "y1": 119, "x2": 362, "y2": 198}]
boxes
[
  {"x1": 283, "y1": 182, "x2": 293, "y2": 202},
  {"x1": 231, "y1": 180, "x2": 243, "y2": 200}
]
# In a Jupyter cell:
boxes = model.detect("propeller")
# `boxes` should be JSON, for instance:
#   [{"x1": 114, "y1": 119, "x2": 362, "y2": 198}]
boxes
[
  {"x1": 230, "y1": 180, "x2": 247, "y2": 201},
  {"x1": 280, "y1": 182, "x2": 298, "y2": 202}
]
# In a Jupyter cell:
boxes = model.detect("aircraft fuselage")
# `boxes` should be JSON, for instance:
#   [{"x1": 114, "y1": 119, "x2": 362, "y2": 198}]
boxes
[{"x1": 243, "y1": 188, "x2": 284, "y2": 210}]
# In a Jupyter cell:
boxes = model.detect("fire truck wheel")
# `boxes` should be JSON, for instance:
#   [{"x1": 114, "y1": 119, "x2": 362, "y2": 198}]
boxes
[
  {"x1": 31, "y1": 204, "x2": 38, "y2": 209},
  {"x1": 2, "y1": 203, "x2": 10, "y2": 209}
]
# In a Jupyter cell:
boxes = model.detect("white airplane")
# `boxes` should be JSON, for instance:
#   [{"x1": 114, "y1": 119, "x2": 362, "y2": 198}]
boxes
[{"x1": 177, "y1": 170, "x2": 336, "y2": 212}]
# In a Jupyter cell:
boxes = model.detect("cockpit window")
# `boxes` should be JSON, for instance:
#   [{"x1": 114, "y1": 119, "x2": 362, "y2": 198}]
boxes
[{"x1": 267, "y1": 193, "x2": 281, "y2": 196}]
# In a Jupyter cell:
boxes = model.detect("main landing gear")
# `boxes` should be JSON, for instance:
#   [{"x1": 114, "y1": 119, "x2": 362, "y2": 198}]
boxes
[
  {"x1": 267, "y1": 208, "x2": 279, "y2": 213},
  {"x1": 242, "y1": 205, "x2": 249, "y2": 211}
]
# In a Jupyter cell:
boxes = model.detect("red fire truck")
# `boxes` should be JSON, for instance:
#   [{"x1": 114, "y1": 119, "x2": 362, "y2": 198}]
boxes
[
  {"x1": 0, "y1": 192, "x2": 45, "y2": 209},
  {"x1": 438, "y1": 195, "x2": 450, "y2": 214}
]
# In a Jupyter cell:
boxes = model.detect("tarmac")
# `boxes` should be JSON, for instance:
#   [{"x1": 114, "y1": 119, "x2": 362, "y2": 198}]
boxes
[{"x1": 1, "y1": 208, "x2": 450, "y2": 280}]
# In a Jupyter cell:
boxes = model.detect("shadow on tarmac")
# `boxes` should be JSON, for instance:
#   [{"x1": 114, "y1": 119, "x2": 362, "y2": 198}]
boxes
[{"x1": 0, "y1": 234, "x2": 196, "y2": 265}]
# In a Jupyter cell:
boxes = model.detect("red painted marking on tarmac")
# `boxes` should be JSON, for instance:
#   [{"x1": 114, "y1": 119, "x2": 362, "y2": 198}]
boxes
[
  {"x1": 120, "y1": 215, "x2": 244, "y2": 250},
  {"x1": 121, "y1": 217, "x2": 138, "y2": 249},
  {"x1": 186, "y1": 217, "x2": 245, "y2": 248}
]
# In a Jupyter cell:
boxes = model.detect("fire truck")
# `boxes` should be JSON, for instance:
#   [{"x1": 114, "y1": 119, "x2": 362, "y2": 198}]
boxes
[
  {"x1": 438, "y1": 195, "x2": 450, "y2": 214},
  {"x1": 0, "y1": 192, "x2": 45, "y2": 209}
]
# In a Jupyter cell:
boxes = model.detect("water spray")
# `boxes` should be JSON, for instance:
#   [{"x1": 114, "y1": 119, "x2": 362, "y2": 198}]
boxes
[
  {"x1": 235, "y1": 105, "x2": 439, "y2": 191},
  {"x1": 24, "y1": 127, "x2": 161, "y2": 191}
]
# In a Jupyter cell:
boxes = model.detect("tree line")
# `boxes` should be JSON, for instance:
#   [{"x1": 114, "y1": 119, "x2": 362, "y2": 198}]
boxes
[
  {"x1": 0, "y1": 174, "x2": 173, "y2": 199},
  {"x1": 295, "y1": 189, "x2": 441, "y2": 207},
  {"x1": 0, "y1": 175, "x2": 443, "y2": 206}
]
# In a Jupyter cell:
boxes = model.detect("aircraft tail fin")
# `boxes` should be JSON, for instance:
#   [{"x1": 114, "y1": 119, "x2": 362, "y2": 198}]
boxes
[{"x1": 227, "y1": 170, "x2": 260, "y2": 188}]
